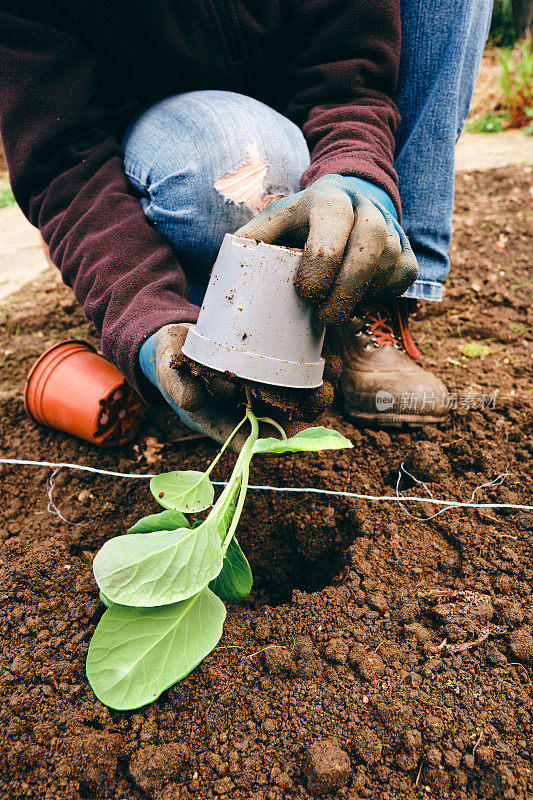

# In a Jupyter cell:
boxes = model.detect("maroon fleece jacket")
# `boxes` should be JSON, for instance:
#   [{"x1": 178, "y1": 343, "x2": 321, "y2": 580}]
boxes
[{"x1": 0, "y1": 0, "x2": 401, "y2": 400}]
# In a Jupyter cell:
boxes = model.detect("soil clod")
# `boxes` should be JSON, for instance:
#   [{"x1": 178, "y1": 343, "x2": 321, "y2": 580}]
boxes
[{"x1": 305, "y1": 739, "x2": 351, "y2": 795}]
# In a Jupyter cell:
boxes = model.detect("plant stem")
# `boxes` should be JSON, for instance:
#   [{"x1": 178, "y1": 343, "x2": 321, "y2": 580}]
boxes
[
  {"x1": 220, "y1": 409, "x2": 258, "y2": 552},
  {"x1": 222, "y1": 409, "x2": 258, "y2": 487},
  {"x1": 222, "y1": 462, "x2": 249, "y2": 555},
  {"x1": 210, "y1": 408, "x2": 260, "y2": 541},
  {"x1": 204, "y1": 412, "x2": 248, "y2": 478},
  {"x1": 206, "y1": 408, "x2": 260, "y2": 552},
  {"x1": 213, "y1": 475, "x2": 241, "y2": 541},
  {"x1": 256, "y1": 417, "x2": 287, "y2": 440}
]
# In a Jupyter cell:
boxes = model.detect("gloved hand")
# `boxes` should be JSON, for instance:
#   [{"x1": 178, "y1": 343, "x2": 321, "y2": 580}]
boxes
[
  {"x1": 139, "y1": 323, "x2": 342, "y2": 435},
  {"x1": 236, "y1": 174, "x2": 418, "y2": 325},
  {"x1": 139, "y1": 323, "x2": 246, "y2": 444},
  {"x1": 139, "y1": 323, "x2": 209, "y2": 415}
]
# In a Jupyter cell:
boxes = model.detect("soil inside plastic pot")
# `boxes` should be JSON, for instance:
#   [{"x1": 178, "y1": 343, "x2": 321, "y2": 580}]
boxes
[
  {"x1": 186, "y1": 358, "x2": 333, "y2": 421},
  {"x1": 0, "y1": 167, "x2": 532, "y2": 800}
]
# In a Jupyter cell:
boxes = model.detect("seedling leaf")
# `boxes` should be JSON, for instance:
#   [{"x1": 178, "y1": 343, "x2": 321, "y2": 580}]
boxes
[
  {"x1": 127, "y1": 509, "x2": 190, "y2": 534},
  {"x1": 86, "y1": 587, "x2": 225, "y2": 710},
  {"x1": 210, "y1": 537, "x2": 253, "y2": 601},
  {"x1": 150, "y1": 470, "x2": 214, "y2": 513},
  {"x1": 99, "y1": 590, "x2": 112, "y2": 608},
  {"x1": 203, "y1": 479, "x2": 252, "y2": 600},
  {"x1": 87, "y1": 409, "x2": 354, "y2": 711},
  {"x1": 216, "y1": 479, "x2": 241, "y2": 543},
  {"x1": 252, "y1": 426, "x2": 352, "y2": 455},
  {"x1": 93, "y1": 519, "x2": 223, "y2": 607}
]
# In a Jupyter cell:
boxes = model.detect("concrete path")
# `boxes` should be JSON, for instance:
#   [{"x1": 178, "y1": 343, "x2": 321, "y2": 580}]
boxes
[
  {"x1": 455, "y1": 130, "x2": 533, "y2": 172},
  {"x1": 1, "y1": 130, "x2": 532, "y2": 302},
  {"x1": 0, "y1": 204, "x2": 49, "y2": 302}
]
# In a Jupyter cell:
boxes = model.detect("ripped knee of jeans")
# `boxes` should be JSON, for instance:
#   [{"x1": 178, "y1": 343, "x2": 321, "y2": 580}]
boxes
[{"x1": 214, "y1": 140, "x2": 287, "y2": 215}]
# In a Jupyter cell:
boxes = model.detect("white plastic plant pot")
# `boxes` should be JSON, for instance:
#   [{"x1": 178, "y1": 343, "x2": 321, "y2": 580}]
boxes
[{"x1": 182, "y1": 234, "x2": 325, "y2": 389}]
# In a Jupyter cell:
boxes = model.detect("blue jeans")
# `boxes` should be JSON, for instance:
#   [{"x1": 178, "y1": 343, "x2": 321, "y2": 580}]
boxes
[{"x1": 123, "y1": 0, "x2": 492, "y2": 306}]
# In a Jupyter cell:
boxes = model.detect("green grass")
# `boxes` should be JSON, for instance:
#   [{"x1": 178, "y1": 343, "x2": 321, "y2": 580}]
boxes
[
  {"x1": 464, "y1": 112, "x2": 508, "y2": 133},
  {"x1": 509, "y1": 323, "x2": 531, "y2": 336},
  {"x1": 0, "y1": 184, "x2": 15, "y2": 208}
]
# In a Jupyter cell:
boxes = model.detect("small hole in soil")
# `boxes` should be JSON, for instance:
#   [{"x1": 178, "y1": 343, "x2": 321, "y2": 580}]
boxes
[
  {"x1": 79, "y1": 783, "x2": 98, "y2": 799},
  {"x1": 252, "y1": 545, "x2": 348, "y2": 605},
  {"x1": 239, "y1": 500, "x2": 355, "y2": 605},
  {"x1": 83, "y1": 720, "x2": 104, "y2": 731}
]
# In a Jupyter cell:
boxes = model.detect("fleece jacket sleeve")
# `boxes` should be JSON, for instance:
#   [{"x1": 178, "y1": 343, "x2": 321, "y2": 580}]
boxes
[
  {"x1": 0, "y1": 0, "x2": 199, "y2": 402},
  {"x1": 286, "y1": 0, "x2": 402, "y2": 217}
]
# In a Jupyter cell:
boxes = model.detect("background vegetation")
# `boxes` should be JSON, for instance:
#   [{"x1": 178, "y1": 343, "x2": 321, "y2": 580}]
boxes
[{"x1": 490, "y1": 0, "x2": 533, "y2": 46}]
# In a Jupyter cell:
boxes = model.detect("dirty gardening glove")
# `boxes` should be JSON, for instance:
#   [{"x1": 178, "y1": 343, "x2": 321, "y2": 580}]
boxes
[
  {"x1": 139, "y1": 323, "x2": 209, "y2": 414},
  {"x1": 236, "y1": 174, "x2": 418, "y2": 325},
  {"x1": 139, "y1": 322, "x2": 342, "y2": 433},
  {"x1": 139, "y1": 323, "x2": 251, "y2": 444}
]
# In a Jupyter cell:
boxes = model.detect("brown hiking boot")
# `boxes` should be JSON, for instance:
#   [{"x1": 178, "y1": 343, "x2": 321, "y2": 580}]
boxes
[{"x1": 328, "y1": 301, "x2": 450, "y2": 426}]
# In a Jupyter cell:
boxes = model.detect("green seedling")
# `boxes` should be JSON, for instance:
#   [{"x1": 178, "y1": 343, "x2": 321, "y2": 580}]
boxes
[
  {"x1": 86, "y1": 405, "x2": 352, "y2": 710},
  {"x1": 460, "y1": 342, "x2": 491, "y2": 360}
]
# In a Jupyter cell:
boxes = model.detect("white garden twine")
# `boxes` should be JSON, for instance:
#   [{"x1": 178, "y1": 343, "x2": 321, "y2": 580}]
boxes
[
  {"x1": 0, "y1": 458, "x2": 531, "y2": 524},
  {"x1": 395, "y1": 462, "x2": 511, "y2": 521},
  {"x1": 45, "y1": 466, "x2": 73, "y2": 524}
]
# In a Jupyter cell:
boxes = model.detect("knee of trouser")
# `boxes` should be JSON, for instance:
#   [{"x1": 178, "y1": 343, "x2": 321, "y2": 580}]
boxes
[{"x1": 123, "y1": 90, "x2": 310, "y2": 218}]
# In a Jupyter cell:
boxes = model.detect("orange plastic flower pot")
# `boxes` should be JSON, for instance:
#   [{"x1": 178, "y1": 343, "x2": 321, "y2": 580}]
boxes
[{"x1": 23, "y1": 340, "x2": 146, "y2": 446}]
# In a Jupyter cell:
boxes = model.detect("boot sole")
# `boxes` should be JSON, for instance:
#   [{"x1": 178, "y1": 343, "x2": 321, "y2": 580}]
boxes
[{"x1": 344, "y1": 409, "x2": 448, "y2": 428}]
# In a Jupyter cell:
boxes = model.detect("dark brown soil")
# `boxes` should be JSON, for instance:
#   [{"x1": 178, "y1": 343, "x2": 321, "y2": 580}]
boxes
[{"x1": 0, "y1": 166, "x2": 532, "y2": 800}]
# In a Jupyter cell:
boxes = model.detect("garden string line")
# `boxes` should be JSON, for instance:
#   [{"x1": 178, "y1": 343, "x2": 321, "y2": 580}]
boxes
[
  {"x1": 45, "y1": 466, "x2": 88, "y2": 526},
  {"x1": 395, "y1": 462, "x2": 510, "y2": 522},
  {"x1": 0, "y1": 458, "x2": 532, "y2": 519}
]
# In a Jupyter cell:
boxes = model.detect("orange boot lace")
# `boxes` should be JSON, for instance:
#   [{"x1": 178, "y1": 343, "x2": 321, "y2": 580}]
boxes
[{"x1": 362, "y1": 301, "x2": 421, "y2": 361}]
